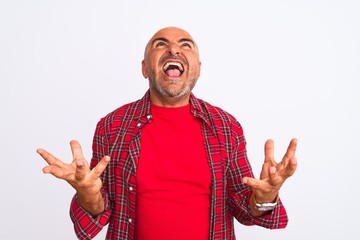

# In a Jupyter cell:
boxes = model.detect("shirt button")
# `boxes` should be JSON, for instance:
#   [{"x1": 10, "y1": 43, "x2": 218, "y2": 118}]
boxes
[
  {"x1": 129, "y1": 218, "x2": 133, "y2": 223},
  {"x1": 137, "y1": 123, "x2": 141, "y2": 127},
  {"x1": 129, "y1": 186, "x2": 133, "y2": 191}
]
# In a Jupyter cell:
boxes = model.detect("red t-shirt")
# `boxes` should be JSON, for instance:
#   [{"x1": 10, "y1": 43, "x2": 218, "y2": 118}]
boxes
[{"x1": 135, "y1": 103, "x2": 212, "y2": 240}]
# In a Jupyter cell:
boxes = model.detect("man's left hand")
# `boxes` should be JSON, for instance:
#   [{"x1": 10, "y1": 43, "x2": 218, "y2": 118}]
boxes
[{"x1": 242, "y1": 138, "x2": 298, "y2": 204}]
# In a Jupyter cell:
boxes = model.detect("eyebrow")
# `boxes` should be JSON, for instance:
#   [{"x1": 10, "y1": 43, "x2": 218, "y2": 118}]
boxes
[
  {"x1": 178, "y1": 38, "x2": 195, "y2": 45},
  {"x1": 151, "y1": 37, "x2": 195, "y2": 46},
  {"x1": 151, "y1": 37, "x2": 169, "y2": 45}
]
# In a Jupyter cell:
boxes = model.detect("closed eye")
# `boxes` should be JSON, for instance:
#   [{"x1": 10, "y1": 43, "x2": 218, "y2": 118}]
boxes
[
  {"x1": 155, "y1": 41, "x2": 167, "y2": 47},
  {"x1": 181, "y1": 42, "x2": 192, "y2": 49}
]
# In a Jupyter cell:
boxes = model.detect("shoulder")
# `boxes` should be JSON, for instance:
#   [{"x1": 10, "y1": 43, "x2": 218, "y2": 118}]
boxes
[
  {"x1": 96, "y1": 97, "x2": 147, "y2": 133},
  {"x1": 193, "y1": 96, "x2": 246, "y2": 145},
  {"x1": 100, "y1": 101, "x2": 137, "y2": 125},
  {"x1": 193, "y1": 96, "x2": 241, "y2": 127},
  {"x1": 97, "y1": 91, "x2": 151, "y2": 129}
]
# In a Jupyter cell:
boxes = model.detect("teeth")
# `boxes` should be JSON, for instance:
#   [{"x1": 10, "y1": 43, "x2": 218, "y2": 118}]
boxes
[{"x1": 163, "y1": 62, "x2": 183, "y2": 71}]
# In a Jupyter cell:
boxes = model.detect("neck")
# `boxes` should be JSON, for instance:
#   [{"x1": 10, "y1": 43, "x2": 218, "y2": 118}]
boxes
[{"x1": 150, "y1": 91, "x2": 190, "y2": 108}]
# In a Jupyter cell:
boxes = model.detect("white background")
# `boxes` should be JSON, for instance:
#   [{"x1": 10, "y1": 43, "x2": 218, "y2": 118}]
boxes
[{"x1": 1, "y1": 1, "x2": 359, "y2": 239}]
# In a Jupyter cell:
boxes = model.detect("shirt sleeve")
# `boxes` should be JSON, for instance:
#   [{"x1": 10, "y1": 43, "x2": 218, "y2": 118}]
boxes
[
  {"x1": 69, "y1": 191, "x2": 112, "y2": 239},
  {"x1": 230, "y1": 190, "x2": 288, "y2": 229},
  {"x1": 69, "y1": 118, "x2": 113, "y2": 239},
  {"x1": 227, "y1": 121, "x2": 288, "y2": 229}
]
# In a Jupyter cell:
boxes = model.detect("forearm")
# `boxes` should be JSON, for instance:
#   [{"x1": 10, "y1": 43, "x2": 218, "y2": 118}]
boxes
[
  {"x1": 70, "y1": 191, "x2": 111, "y2": 239},
  {"x1": 77, "y1": 190, "x2": 105, "y2": 217}
]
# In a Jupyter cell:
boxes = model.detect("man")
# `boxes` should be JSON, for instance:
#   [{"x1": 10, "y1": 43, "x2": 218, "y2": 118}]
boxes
[{"x1": 37, "y1": 27, "x2": 298, "y2": 240}]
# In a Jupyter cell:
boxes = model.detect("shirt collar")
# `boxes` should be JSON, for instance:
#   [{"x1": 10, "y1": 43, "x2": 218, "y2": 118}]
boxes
[{"x1": 137, "y1": 90, "x2": 210, "y2": 124}]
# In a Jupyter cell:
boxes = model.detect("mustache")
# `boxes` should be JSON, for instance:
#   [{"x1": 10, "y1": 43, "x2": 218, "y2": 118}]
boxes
[{"x1": 159, "y1": 55, "x2": 187, "y2": 67}]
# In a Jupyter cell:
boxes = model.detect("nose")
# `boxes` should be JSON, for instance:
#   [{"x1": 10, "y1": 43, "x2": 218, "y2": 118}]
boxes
[{"x1": 168, "y1": 43, "x2": 180, "y2": 55}]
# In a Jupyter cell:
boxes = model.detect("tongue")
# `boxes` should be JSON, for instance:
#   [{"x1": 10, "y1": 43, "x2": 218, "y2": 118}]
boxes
[{"x1": 166, "y1": 69, "x2": 181, "y2": 77}]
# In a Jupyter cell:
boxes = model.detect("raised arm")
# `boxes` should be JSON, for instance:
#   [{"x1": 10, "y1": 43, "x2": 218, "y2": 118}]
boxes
[
  {"x1": 243, "y1": 138, "x2": 298, "y2": 216},
  {"x1": 37, "y1": 140, "x2": 110, "y2": 216}
]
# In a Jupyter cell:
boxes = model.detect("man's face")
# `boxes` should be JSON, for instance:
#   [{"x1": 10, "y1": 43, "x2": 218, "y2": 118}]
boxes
[{"x1": 142, "y1": 27, "x2": 201, "y2": 106}]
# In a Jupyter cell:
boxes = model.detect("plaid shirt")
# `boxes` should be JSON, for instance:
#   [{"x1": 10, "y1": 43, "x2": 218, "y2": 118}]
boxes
[{"x1": 70, "y1": 91, "x2": 288, "y2": 239}]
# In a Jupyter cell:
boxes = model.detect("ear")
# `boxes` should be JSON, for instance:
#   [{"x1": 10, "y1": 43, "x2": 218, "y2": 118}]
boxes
[
  {"x1": 197, "y1": 61, "x2": 202, "y2": 78},
  {"x1": 142, "y1": 60, "x2": 148, "y2": 79}
]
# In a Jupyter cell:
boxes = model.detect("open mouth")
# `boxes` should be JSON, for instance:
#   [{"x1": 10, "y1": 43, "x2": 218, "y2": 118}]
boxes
[{"x1": 163, "y1": 61, "x2": 184, "y2": 77}]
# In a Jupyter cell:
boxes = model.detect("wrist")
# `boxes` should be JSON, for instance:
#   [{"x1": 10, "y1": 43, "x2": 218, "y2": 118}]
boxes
[
  {"x1": 254, "y1": 194, "x2": 279, "y2": 211},
  {"x1": 77, "y1": 190, "x2": 105, "y2": 216},
  {"x1": 250, "y1": 193, "x2": 279, "y2": 216},
  {"x1": 254, "y1": 193, "x2": 279, "y2": 204}
]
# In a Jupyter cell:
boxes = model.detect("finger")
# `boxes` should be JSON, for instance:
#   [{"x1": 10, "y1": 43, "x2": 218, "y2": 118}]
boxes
[
  {"x1": 74, "y1": 158, "x2": 88, "y2": 181},
  {"x1": 90, "y1": 156, "x2": 111, "y2": 179},
  {"x1": 70, "y1": 140, "x2": 91, "y2": 181},
  {"x1": 284, "y1": 157, "x2": 298, "y2": 177},
  {"x1": 282, "y1": 138, "x2": 297, "y2": 164},
  {"x1": 42, "y1": 165, "x2": 67, "y2": 179},
  {"x1": 259, "y1": 162, "x2": 270, "y2": 180},
  {"x1": 70, "y1": 140, "x2": 85, "y2": 162},
  {"x1": 36, "y1": 148, "x2": 65, "y2": 168},
  {"x1": 268, "y1": 166, "x2": 283, "y2": 186},
  {"x1": 270, "y1": 157, "x2": 298, "y2": 186},
  {"x1": 242, "y1": 176, "x2": 261, "y2": 189},
  {"x1": 42, "y1": 165, "x2": 55, "y2": 174},
  {"x1": 264, "y1": 139, "x2": 275, "y2": 164},
  {"x1": 243, "y1": 176, "x2": 277, "y2": 196}
]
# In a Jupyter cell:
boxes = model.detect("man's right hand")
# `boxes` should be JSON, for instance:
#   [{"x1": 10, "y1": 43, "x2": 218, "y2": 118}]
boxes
[{"x1": 37, "y1": 140, "x2": 110, "y2": 216}]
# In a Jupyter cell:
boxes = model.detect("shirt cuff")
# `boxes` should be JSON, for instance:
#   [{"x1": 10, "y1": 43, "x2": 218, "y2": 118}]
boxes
[{"x1": 69, "y1": 190, "x2": 111, "y2": 239}]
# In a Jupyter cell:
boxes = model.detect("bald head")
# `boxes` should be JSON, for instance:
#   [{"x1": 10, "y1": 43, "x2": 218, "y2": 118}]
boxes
[{"x1": 144, "y1": 27, "x2": 199, "y2": 58}]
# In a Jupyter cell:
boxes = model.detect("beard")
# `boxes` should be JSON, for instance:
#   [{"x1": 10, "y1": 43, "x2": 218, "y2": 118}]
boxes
[{"x1": 148, "y1": 70, "x2": 198, "y2": 104}]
